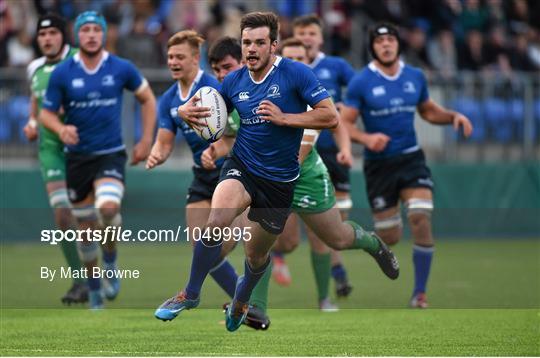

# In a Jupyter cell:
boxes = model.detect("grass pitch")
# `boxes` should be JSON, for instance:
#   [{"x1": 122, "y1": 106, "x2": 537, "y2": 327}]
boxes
[{"x1": 1, "y1": 240, "x2": 539, "y2": 356}]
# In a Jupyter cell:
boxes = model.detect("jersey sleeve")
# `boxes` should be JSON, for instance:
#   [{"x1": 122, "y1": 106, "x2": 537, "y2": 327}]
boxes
[
  {"x1": 122, "y1": 60, "x2": 145, "y2": 92},
  {"x1": 157, "y1": 93, "x2": 177, "y2": 135},
  {"x1": 42, "y1": 66, "x2": 64, "y2": 112},
  {"x1": 343, "y1": 75, "x2": 363, "y2": 111},
  {"x1": 295, "y1": 62, "x2": 330, "y2": 107},
  {"x1": 418, "y1": 70, "x2": 429, "y2": 104}
]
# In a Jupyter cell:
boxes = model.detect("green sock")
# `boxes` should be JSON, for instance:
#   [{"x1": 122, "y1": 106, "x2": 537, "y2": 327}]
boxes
[
  {"x1": 310, "y1": 251, "x2": 331, "y2": 302},
  {"x1": 60, "y1": 240, "x2": 84, "y2": 284},
  {"x1": 249, "y1": 260, "x2": 272, "y2": 313},
  {"x1": 346, "y1": 220, "x2": 380, "y2": 254}
]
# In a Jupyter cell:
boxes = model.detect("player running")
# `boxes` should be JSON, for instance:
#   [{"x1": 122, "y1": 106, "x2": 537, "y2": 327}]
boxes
[
  {"x1": 269, "y1": 14, "x2": 356, "y2": 296},
  {"x1": 341, "y1": 23, "x2": 473, "y2": 308},
  {"x1": 154, "y1": 12, "x2": 398, "y2": 332},
  {"x1": 40, "y1": 11, "x2": 156, "y2": 309},
  {"x1": 23, "y1": 13, "x2": 87, "y2": 305}
]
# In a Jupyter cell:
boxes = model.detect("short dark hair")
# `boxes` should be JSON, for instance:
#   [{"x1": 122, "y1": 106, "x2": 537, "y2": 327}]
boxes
[
  {"x1": 292, "y1": 14, "x2": 323, "y2": 30},
  {"x1": 279, "y1": 37, "x2": 307, "y2": 54},
  {"x1": 208, "y1": 36, "x2": 242, "y2": 64},
  {"x1": 240, "y1": 12, "x2": 279, "y2": 43}
]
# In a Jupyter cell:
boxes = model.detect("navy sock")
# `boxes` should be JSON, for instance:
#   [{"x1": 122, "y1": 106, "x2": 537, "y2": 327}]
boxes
[
  {"x1": 88, "y1": 276, "x2": 100, "y2": 291},
  {"x1": 185, "y1": 240, "x2": 222, "y2": 299},
  {"x1": 103, "y1": 250, "x2": 117, "y2": 271},
  {"x1": 235, "y1": 257, "x2": 271, "y2": 304},
  {"x1": 209, "y1": 258, "x2": 238, "y2": 298},
  {"x1": 413, "y1": 244, "x2": 434, "y2": 295},
  {"x1": 331, "y1": 264, "x2": 347, "y2": 283}
]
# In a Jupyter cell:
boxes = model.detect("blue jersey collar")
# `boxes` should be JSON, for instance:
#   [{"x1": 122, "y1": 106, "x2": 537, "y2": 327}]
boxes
[
  {"x1": 177, "y1": 69, "x2": 203, "y2": 102},
  {"x1": 368, "y1": 60, "x2": 404, "y2": 81},
  {"x1": 74, "y1": 50, "x2": 109, "y2": 75},
  {"x1": 309, "y1": 52, "x2": 325, "y2": 69},
  {"x1": 248, "y1": 56, "x2": 282, "y2": 84}
]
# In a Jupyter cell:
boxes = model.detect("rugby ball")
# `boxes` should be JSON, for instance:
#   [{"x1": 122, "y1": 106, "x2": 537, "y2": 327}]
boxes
[{"x1": 193, "y1": 86, "x2": 227, "y2": 142}]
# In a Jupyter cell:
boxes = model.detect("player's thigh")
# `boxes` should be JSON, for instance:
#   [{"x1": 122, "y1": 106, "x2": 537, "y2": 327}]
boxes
[
  {"x1": 274, "y1": 212, "x2": 301, "y2": 253},
  {"x1": 372, "y1": 206, "x2": 402, "y2": 245},
  {"x1": 94, "y1": 177, "x2": 124, "y2": 212},
  {"x1": 400, "y1": 187, "x2": 433, "y2": 202},
  {"x1": 186, "y1": 199, "x2": 211, "y2": 244},
  {"x1": 208, "y1": 179, "x2": 251, "y2": 228},
  {"x1": 299, "y1": 208, "x2": 351, "y2": 250}
]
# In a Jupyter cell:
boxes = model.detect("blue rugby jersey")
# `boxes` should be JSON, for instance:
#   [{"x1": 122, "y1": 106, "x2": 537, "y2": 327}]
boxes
[
  {"x1": 344, "y1": 61, "x2": 429, "y2": 160},
  {"x1": 43, "y1": 52, "x2": 145, "y2": 154},
  {"x1": 309, "y1": 53, "x2": 356, "y2": 152},
  {"x1": 220, "y1": 56, "x2": 330, "y2": 182}
]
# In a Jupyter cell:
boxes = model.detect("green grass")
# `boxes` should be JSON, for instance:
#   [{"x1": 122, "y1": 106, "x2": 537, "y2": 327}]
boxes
[{"x1": 1, "y1": 240, "x2": 539, "y2": 356}]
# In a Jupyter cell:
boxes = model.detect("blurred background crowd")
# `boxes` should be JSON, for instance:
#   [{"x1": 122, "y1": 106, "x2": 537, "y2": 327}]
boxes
[{"x1": 1, "y1": 0, "x2": 539, "y2": 160}]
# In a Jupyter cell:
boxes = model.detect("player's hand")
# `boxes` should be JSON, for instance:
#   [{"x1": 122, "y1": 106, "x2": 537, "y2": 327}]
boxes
[
  {"x1": 364, "y1": 133, "x2": 390, "y2": 152},
  {"x1": 131, "y1": 140, "x2": 152, "y2": 166},
  {"x1": 177, "y1": 95, "x2": 210, "y2": 130},
  {"x1": 201, "y1": 144, "x2": 217, "y2": 170},
  {"x1": 336, "y1": 149, "x2": 353, "y2": 167},
  {"x1": 257, "y1": 100, "x2": 286, "y2": 125},
  {"x1": 23, "y1": 118, "x2": 38, "y2": 141},
  {"x1": 145, "y1": 145, "x2": 167, "y2": 170},
  {"x1": 59, "y1": 125, "x2": 79, "y2": 145},
  {"x1": 453, "y1": 113, "x2": 473, "y2": 138}
]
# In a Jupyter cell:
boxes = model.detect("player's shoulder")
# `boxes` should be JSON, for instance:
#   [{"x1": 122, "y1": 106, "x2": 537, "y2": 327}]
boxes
[
  {"x1": 107, "y1": 53, "x2": 135, "y2": 68},
  {"x1": 279, "y1": 57, "x2": 312, "y2": 76},
  {"x1": 222, "y1": 66, "x2": 246, "y2": 88},
  {"x1": 402, "y1": 63, "x2": 426, "y2": 80},
  {"x1": 323, "y1": 55, "x2": 351, "y2": 67},
  {"x1": 161, "y1": 82, "x2": 178, "y2": 102},
  {"x1": 27, "y1": 56, "x2": 47, "y2": 80},
  {"x1": 351, "y1": 65, "x2": 373, "y2": 83}
]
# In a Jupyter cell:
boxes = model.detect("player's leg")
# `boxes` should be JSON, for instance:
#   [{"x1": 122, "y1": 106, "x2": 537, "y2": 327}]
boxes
[
  {"x1": 300, "y1": 208, "x2": 399, "y2": 279},
  {"x1": 93, "y1": 177, "x2": 124, "y2": 301},
  {"x1": 155, "y1": 178, "x2": 251, "y2": 321},
  {"x1": 271, "y1": 213, "x2": 301, "y2": 286},
  {"x1": 372, "y1": 206, "x2": 403, "y2": 246},
  {"x1": 401, "y1": 187, "x2": 434, "y2": 308},
  {"x1": 186, "y1": 200, "x2": 237, "y2": 298},
  {"x1": 305, "y1": 227, "x2": 337, "y2": 311},
  {"x1": 46, "y1": 180, "x2": 88, "y2": 304},
  {"x1": 226, "y1": 218, "x2": 275, "y2": 332},
  {"x1": 321, "y1": 149, "x2": 354, "y2": 297},
  {"x1": 40, "y1": 148, "x2": 87, "y2": 304}
]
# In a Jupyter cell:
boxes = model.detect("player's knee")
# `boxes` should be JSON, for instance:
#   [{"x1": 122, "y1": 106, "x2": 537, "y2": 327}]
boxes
[
  {"x1": 279, "y1": 238, "x2": 299, "y2": 254},
  {"x1": 406, "y1": 199, "x2": 433, "y2": 228},
  {"x1": 53, "y1": 207, "x2": 75, "y2": 231},
  {"x1": 373, "y1": 213, "x2": 402, "y2": 245},
  {"x1": 72, "y1": 205, "x2": 98, "y2": 224},
  {"x1": 95, "y1": 182, "x2": 124, "y2": 226},
  {"x1": 245, "y1": 251, "x2": 269, "y2": 270}
]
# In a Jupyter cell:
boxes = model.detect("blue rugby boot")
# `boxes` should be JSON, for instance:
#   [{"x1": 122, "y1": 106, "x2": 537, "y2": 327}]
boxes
[
  {"x1": 154, "y1": 291, "x2": 200, "y2": 321},
  {"x1": 89, "y1": 289, "x2": 104, "y2": 310},
  {"x1": 225, "y1": 299, "x2": 249, "y2": 332}
]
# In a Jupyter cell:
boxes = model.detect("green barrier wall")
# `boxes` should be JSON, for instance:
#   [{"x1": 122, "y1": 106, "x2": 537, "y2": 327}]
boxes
[{"x1": 1, "y1": 163, "x2": 539, "y2": 239}]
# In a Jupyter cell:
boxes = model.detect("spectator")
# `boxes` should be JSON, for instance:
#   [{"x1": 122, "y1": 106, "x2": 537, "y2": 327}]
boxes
[
  {"x1": 458, "y1": 0, "x2": 489, "y2": 33},
  {"x1": 458, "y1": 30, "x2": 488, "y2": 71},
  {"x1": 7, "y1": 29, "x2": 34, "y2": 67},
  {"x1": 510, "y1": 32, "x2": 539, "y2": 71},
  {"x1": 427, "y1": 28, "x2": 458, "y2": 78},
  {"x1": 117, "y1": 16, "x2": 163, "y2": 68},
  {"x1": 484, "y1": 25, "x2": 511, "y2": 67},
  {"x1": 402, "y1": 26, "x2": 432, "y2": 70}
]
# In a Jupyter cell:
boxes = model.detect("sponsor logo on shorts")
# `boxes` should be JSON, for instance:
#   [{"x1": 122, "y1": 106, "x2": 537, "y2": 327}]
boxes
[
  {"x1": 417, "y1": 178, "x2": 434, "y2": 187},
  {"x1": 103, "y1": 169, "x2": 123, "y2": 179},
  {"x1": 226, "y1": 169, "x2": 241, "y2": 177},
  {"x1": 298, "y1": 195, "x2": 317, "y2": 208},
  {"x1": 261, "y1": 218, "x2": 280, "y2": 231},
  {"x1": 372, "y1": 196, "x2": 386, "y2": 210},
  {"x1": 68, "y1": 189, "x2": 77, "y2": 201},
  {"x1": 46, "y1": 169, "x2": 62, "y2": 178}
]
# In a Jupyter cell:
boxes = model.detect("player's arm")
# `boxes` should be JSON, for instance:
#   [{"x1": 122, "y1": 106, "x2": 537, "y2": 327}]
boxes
[
  {"x1": 330, "y1": 119, "x2": 353, "y2": 167},
  {"x1": 146, "y1": 128, "x2": 175, "y2": 170},
  {"x1": 132, "y1": 85, "x2": 157, "y2": 165},
  {"x1": 200, "y1": 135, "x2": 235, "y2": 170},
  {"x1": 417, "y1": 99, "x2": 473, "y2": 137},
  {"x1": 23, "y1": 95, "x2": 39, "y2": 141},
  {"x1": 40, "y1": 108, "x2": 79, "y2": 145},
  {"x1": 257, "y1": 98, "x2": 338, "y2": 129},
  {"x1": 340, "y1": 105, "x2": 390, "y2": 152}
]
